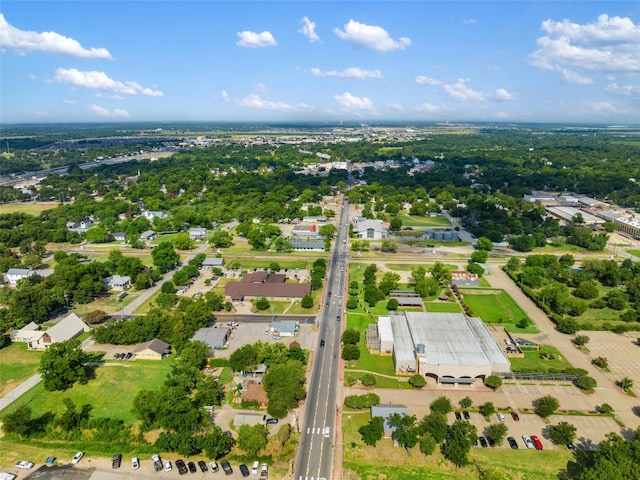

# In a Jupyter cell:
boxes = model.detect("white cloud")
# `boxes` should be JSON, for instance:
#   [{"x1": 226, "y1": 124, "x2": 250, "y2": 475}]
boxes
[
  {"x1": 299, "y1": 16, "x2": 320, "y2": 43},
  {"x1": 530, "y1": 14, "x2": 640, "y2": 74},
  {"x1": 415, "y1": 75, "x2": 441, "y2": 85},
  {"x1": 27, "y1": 73, "x2": 37, "y2": 80},
  {"x1": 442, "y1": 79, "x2": 486, "y2": 102},
  {"x1": 591, "y1": 101, "x2": 620, "y2": 113},
  {"x1": 236, "y1": 30, "x2": 277, "y2": 48},
  {"x1": 62, "y1": 99, "x2": 76, "y2": 104},
  {"x1": 334, "y1": 20, "x2": 411, "y2": 52},
  {"x1": 55, "y1": 68, "x2": 163, "y2": 96},
  {"x1": 493, "y1": 88, "x2": 517, "y2": 101},
  {"x1": 0, "y1": 13, "x2": 111, "y2": 58},
  {"x1": 234, "y1": 94, "x2": 300, "y2": 112},
  {"x1": 560, "y1": 69, "x2": 594, "y2": 84},
  {"x1": 333, "y1": 92, "x2": 375, "y2": 110},
  {"x1": 416, "y1": 103, "x2": 445, "y2": 113},
  {"x1": 254, "y1": 83, "x2": 266, "y2": 92},
  {"x1": 607, "y1": 82, "x2": 639, "y2": 98},
  {"x1": 88, "y1": 104, "x2": 130, "y2": 118},
  {"x1": 110, "y1": 94, "x2": 124, "y2": 100},
  {"x1": 310, "y1": 67, "x2": 381, "y2": 79},
  {"x1": 463, "y1": 19, "x2": 477, "y2": 25},
  {"x1": 221, "y1": 90, "x2": 229, "y2": 101}
]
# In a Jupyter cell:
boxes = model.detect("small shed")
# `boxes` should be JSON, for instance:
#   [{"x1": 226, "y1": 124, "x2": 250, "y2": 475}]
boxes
[{"x1": 202, "y1": 258, "x2": 225, "y2": 269}]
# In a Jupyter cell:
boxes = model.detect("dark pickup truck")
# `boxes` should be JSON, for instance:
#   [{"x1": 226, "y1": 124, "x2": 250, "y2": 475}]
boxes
[{"x1": 112, "y1": 454, "x2": 122, "y2": 469}]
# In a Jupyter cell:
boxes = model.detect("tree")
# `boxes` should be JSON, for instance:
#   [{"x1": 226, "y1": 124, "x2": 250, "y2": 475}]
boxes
[
  {"x1": 180, "y1": 341, "x2": 210, "y2": 370},
  {"x1": 389, "y1": 413, "x2": 418, "y2": 450},
  {"x1": 479, "y1": 402, "x2": 496, "y2": 418},
  {"x1": 470, "y1": 250, "x2": 488, "y2": 263},
  {"x1": 300, "y1": 294, "x2": 313, "y2": 309},
  {"x1": 39, "y1": 339, "x2": 89, "y2": 391},
  {"x1": 408, "y1": 374, "x2": 426, "y2": 388},
  {"x1": 548, "y1": 421, "x2": 577, "y2": 446},
  {"x1": 389, "y1": 216, "x2": 403, "y2": 231},
  {"x1": 1, "y1": 404, "x2": 32, "y2": 439},
  {"x1": 557, "y1": 318, "x2": 580, "y2": 335},
  {"x1": 593, "y1": 356, "x2": 608, "y2": 369},
  {"x1": 459, "y1": 397, "x2": 473, "y2": 409},
  {"x1": 386, "y1": 298, "x2": 399, "y2": 311},
  {"x1": 342, "y1": 344, "x2": 360, "y2": 361},
  {"x1": 419, "y1": 433, "x2": 437, "y2": 456},
  {"x1": 430, "y1": 396, "x2": 452, "y2": 415},
  {"x1": 485, "y1": 375, "x2": 503, "y2": 390},
  {"x1": 415, "y1": 277, "x2": 439, "y2": 298},
  {"x1": 573, "y1": 335, "x2": 590, "y2": 346},
  {"x1": 194, "y1": 376, "x2": 224, "y2": 407},
  {"x1": 618, "y1": 376, "x2": 634, "y2": 392},
  {"x1": 173, "y1": 232, "x2": 196, "y2": 250},
  {"x1": 378, "y1": 272, "x2": 400, "y2": 294},
  {"x1": 229, "y1": 344, "x2": 258, "y2": 372},
  {"x1": 341, "y1": 328, "x2": 360, "y2": 345},
  {"x1": 535, "y1": 395, "x2": 559, "y2": 418},
  {"x1": 360, "y1": 373, "x2": 376, "y2": 386},
  {"x1": 209, "y1": 229, "x2": 233, "y2": 248},
  {"x1": 411, "y1": 265, "x2": 427, "y2": 285},
  {"x1": 568, "y1": 429, "x2": 640, "y2": 479},
  {"x1": 237, "y1": 424, "x2": 268, "y2": 456},
  {"x1": 575, "y1": 376, "x2": 597, "y2": 391},
  {"x1": 441, "y1": 421, "x2": 477, "y2": 467},
  {"x1": 263, "y1": 361, "x2": 306, "y2": 418},
  {"x1": 485, "y1": 423, "x2": 508, "y2": 446},
  {"x1": 477, "y1": 237, "x2": 494, "y2": 251},
  {"x1": 135, "y1": 272, "x2": 152, "y2": 290},
  {"x1": 418, "y1": 413, "x2": 448, "y2": 443},
  {"x1": 358, "y1": 416, "x2": 384, "y2": 446},
  {"x1": 83, "y1": 309, "x2": 107, "y2": 325},
  {"x1": 254, "y1": 296, "x2": 270, "y2": 311},
  {"x1": 152, "y1": 242, "x2": 179, "y2": 273}
]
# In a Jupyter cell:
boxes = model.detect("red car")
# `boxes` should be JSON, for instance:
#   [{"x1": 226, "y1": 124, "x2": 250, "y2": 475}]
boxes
[
  {"x1": 531, "y1": 435, "x2": 543, "y2": 450},
  {"x1": 511, "y1": 412, "x2": 520, "y2": 421}
]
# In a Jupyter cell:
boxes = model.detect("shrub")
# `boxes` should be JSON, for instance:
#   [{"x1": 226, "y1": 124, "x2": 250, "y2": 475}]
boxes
[
  {"x1": 344, "y1": 375, "x2": 357, "y2": 387},
  {"x1": 599, "y1": 403, "x2": 614, "y2": 414},
  {"x1": 408, "y1": 374, "x2": 426, "y2": 388},
  {"x1": 341, "y1": 344, "x2": 360, "y2": 361},
  {"x1": 593, "y1": 356, "x2": 608, "y2": 369},
  {"x1": 360, "y1": 374, "x2": 377, "y2": 386},
  {"x1": 341, "y1": 328, "x2": 360, "y2": 345},
  {"x1": 535, "y1": 395, "x2": 559, "y2": 418},
  {"x1": 573, "y1": 335, "x2": 590, "y2": 346},
  {"x1": 575, "y1": 376, "x2": 597, "y2": 391},
  {"x1": 344, "y1": 393, "x2": 380, "y2": 409},
  {"x1": 430, "y1": 396, "x2": 452, "y2": 415},
  {"x1": 485, "y1": 375, "x2": 503, "y2": 390}
]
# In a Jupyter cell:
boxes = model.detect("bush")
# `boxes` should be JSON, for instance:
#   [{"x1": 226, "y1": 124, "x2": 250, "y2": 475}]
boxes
[
  {"x1": 341, "y1": 328, "x2": 360, "y2": 345},
  {"x1": 360, "y1": 374, "x2": 377, "y2": 386},
  {"x1": 344, "y1": 393, "x2": 380, "y2": 409},
  {"x1": 478, "y1": 402, "x2": 496, "y2": 418},
  {"x1": 535, "y1": 395, "x2": 559, "y2": 418},
  {"x1": 430, "y1": 396, "x2": 452, "y2": 415},
  {"x1": 300, "y1": 294, "x2": 313, "y2": 309},
  {"x1": 593, "y1": 356, "x2": 608, "y2": 369},
  {"x1": 408, "y1": 374, "x2": 426, "y2": 388},
  {"x1": 485, "y1": 375, "x2": 503, "y2": 390},
  {"x1": 599, "y1": 403, "x2": 614, "y2": 414},
  {"x1": 557, "y1": 318, "x2": 580, "y2": 335},
  {"x1": 344, "y1": 375, "x2": 357, "y2": 387},
  {"x1": 346, "y1": 297, "x2": 358, "y2": 309},
  {"x1": 254, "y1": 297, "x2": 270, "y2": 311},
  {"x1": 575, "y1": 375, "x2": 597, "y2": 391},
  {"x1": 573, "y1": 335, "x2": 590, "y2": 346},
  {"x1": 516, "y1": 317, "x2": 530, "y2": 329}
]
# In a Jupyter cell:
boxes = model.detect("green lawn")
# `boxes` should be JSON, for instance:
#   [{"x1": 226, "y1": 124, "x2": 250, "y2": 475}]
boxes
[
  {"x1": 224, "y1": 258, "x2": 320, "y2": 270},
  {"x1": 510, "y1": 344, "x2": 573, "y2": 372},
  {"x1": 0, "y1": 202, "x2": 58, "y2": 215},
  {"x1": 385, "y1": 263, "x2": 459, "y2": 272},
  {"x1": 397, "y1": 212, "x2": 452, "y2": 227},
  {"x1": 1, "y1": 357, "x2": 175, "y2": 422},
  {"x1": 0, "y1": 343, "x2": 43, "y2": 397},
  {"x1": 627, "y1": 249, "x2": 640, "y2": 258},
  {"x1": 346, "y1": 313, "x2": 396, "y2": 376},
  {"x1": 462, "y1": 290, "x2": 538, "y2": 333},
  {"x1": 425, "y1": 302, "x2": 462, "y2": 313}
]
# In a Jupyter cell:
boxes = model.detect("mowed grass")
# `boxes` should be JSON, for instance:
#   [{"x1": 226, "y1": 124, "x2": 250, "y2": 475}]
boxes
[
  {"x1": 425, "y1": 301, "x2": 462, "y2": 313},
  {"x1": 397, "y1": 212, "x2": 452, "y2": 227},
  {"x1": 346, "y1": 313, "x2": 395, "y2": 376},
  {"x1": 627, "y1": 249, "x2": 640, "y2": 258},
  {"x1": 0, "y1": 202, "x2": 58, "y2": 215},
  {"x1": 342, "y1": 413, "x2": 571, "y2": 480},
  {"x1": 0, "y1": 343, "x2": 43, "y2": 396},
  {"x1": 1, "y1": 358, "x2": 174, "y2": 422},
  {"x1": 510, "y1": 344, "x2": 573, "y2": 372},
  {"x1": 462, "y1": 290, "x2": 539, "y2": 333}
]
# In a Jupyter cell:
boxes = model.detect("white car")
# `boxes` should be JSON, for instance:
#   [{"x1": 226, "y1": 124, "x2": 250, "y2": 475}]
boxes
[
  {"x1": 71, "y1": 452, "x2": 84, "y2": 464},
  {"x1": 15, "y1": 461, "x2": 34, "y2": 470},
  {"x1": 131, "y1": 457, "x2": 140, "y2": 470},
  {"x1": 164, "y1": 460, "x2": 172, "y2": 472},
  {"x1": 522, "y1": 435, "x2": 535, "y2": 449},
  {"x1": 497, "y1": 412, "x2": 505, "y2": 422}
]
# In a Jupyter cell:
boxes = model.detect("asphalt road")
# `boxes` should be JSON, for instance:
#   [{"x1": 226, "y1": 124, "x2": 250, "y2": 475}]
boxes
[{"x1": 293, "y1": 200, "x2": 349, "y2": 480}]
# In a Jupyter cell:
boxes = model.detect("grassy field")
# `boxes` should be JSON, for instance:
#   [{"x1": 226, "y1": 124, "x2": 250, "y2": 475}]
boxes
[
  {"x1": 385, "y1": 263, "x2": 459, "y2": 272},
  {"x1": 425, "y1": 301, "x2": 462, "y2": 313},
  {"x1": 345, "y1": 313, "x2": 396, "y2": 376},
  {"x1": 627, "y1": 249, "x2": 640, "y2": 258},
  {"x1": 510, "y1": 344, "x2": 573, "y2": 372},
  {"x1": 0, "y1": 343, "x2": 43, "y2": 397},
  {"x1": 224, "y1": 257, "x2": 321, "y2": 270},
  {"x1": 1, "y1": 358, "x2": 175, "y2": 422},
  {"x1": 462, "y1": 290, "x2": 539, "y2": 334},
  {"x1": 342, "y1": 412, "x2": 571, "y2": 480},
  {"x1": 397, "y1": 212, "x2": 452, "y2": 227},
  {"x1": 0, "y1": 202, "x2": 58, "y2": 215}
]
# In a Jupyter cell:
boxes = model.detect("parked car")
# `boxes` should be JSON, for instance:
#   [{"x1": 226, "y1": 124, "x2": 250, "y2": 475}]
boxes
[
  {"x1": 511, "y1": 412, "x2": 520, "y2": 421},
  {"x1": 112, "y1": 454, "x2": 122, "y2": 469},
  {"x1": 497, "y1": 412, "x2": 506, "y2": 422},
  {"x1": 463, "y1": 410, "x2": 470, "y2": 420},
  {"x1": 522, "y1": 435, "x2": 535, "y2": 449},
  {"x1": 567, "y1": 443, "x2": 576, "y2": 450},
  {"x1": 531, "y1": 435, "x2": 543, "y2": 450},
  {"x1": 221, "y1": 460, "x2": 233, "y2": 475},
  {"x1": 266, "y1": 417, "x2": 279, "y2": 424},
  {"x1": 131, "y1": 457, "x2": 140, "y2": 470},
  {"x1": 175, "y1": 459, "x2": 187, "y2": 475},
  {"x1": 479, "y1": 436, "x2": 488, "y2": 448},
  {"x1": 113, "y1": 353, "x2": 120, "y2": 359},
  {"x1": 507, "y1": 437, "x2": 519, "y2": 449},
  {"x1": 71, "y1": 452, "x2": 84, "y2": 464},
  {"x1": 209, "y1": 461, "x2": 219, "y2": 472},
  {"x1": 251, "y1": 461, "x2": 260, "y2": 475},
  {"x1": 125, "y1": 352, "x2": 133, "y2": 360},
  {"x1": 260, "y1": 463, "x2": 268, "y2": 477},
  {"x1": 164, "y1": 460, "x2": 172, "y2": 472},
  {"x1": 197, "y1": 461, "x2": 208, "y2": 472},
  {"x1": 320, "y1": 339, "x2": 325, "y2": 347},
  {"x1": 239, "y1": 464, "x2": 250, "y2": 477},
  {"x1": 187, "y1": 461, "x2": 197, "y2": 473},
  {"x1": 487, "y1": 437, "x2": 496, "y2": 447},
  {"x1": 15, "y1": 461, "x2": 34, "y2": 470},
  {"x1": 454, "y1": 411, "x2": 462, "y2": 421},
  {"x1": 45, "y1": 457, "x2": 56, "y2": 465}
]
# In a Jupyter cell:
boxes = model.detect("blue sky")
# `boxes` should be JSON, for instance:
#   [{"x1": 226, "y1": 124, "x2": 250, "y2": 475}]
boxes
[{"x1": 1, "y1": 1, "x2": 639, "y2": 124}]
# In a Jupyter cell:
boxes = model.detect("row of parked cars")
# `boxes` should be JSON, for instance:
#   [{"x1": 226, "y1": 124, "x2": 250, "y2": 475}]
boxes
[
  {"x1": 113, "y1": 352, "x2": 133, "y2": 360},
  {"x1": 117, "y1": 454, "x2": 268, "y2": 477}
]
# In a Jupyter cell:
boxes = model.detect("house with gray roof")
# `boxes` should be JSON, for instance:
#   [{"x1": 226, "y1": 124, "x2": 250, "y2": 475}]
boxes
[
  {"x1": 202, "y1": 258, "x2": 225, "y2": 269},
  {"x1": 140, "y1": 230, "x2": 156, "y2": 242},
  {"x1": 104, "y1": 275, "x2": 131, "y2": 291},
  {"x1": 133, "y1": 338, "x2": 171, "y2": 360},
  {"x1": 28, "y1": 313, "x2": 90, "y2": 349},
  {"x1": 192, "y1": 327, "x2": 231, "y2": 349},
  {"x1": 371, "y1": 404, "x2": 410, "y2": 437},
  {"x1": 233, "y1": 413, "x2": 266, "y2": 427},
  {"x1": 272, "y1": 320, "x2": 298, "y2": 337},
  {"x1": 10, "y1": 322, "x2": 41, "y2": 343},
  {"x1": 5, "y1": 268, "x2": 36, "y2": 284},
  {"x1": 291, "y1": 240, "x2": 325, "y2": 252}
]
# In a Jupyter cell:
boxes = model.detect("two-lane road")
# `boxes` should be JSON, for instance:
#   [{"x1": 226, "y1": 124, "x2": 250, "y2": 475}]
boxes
[{"x1": 293, "y1": 200, "x2": 349, "y2": 480}]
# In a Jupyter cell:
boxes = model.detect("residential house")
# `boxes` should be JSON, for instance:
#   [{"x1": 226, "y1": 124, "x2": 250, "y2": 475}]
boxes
[
  {"x1": 140, "y1": 230, "x2": 156, "y2": 242},
  {"x1": 133, "y1": 338, "x2": 171, "y2": 360},
  {"x1": 66, "y1": 219, "x2": 94, "y2": 233},
  {"x1": 5, "y1": 268, "x2": 36, "y2": 284},
  {"x1": 142, "y1": 210, "x2": 168, "y2": 221},
  {"x1": 112, "y1": 232, "x2": 127, "y2": 242},
  {"x1": 188, "y1": 227, "x2": 207, "y2": 240},
  {"x1": 104, "y1": 275, "x2": 131, "y2": 291},
  {"x1": 28, "y1": 313, "x2": 90, "y2": 349},
  {"x1": 371, "y1": 404, "x2": 410, "y2": 437},
  {"x1": 10, "y1": 322, "x2": 41, "y2": 343}
]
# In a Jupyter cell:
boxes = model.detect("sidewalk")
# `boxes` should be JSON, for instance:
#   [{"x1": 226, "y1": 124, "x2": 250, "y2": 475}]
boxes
[{"x1": 0, "y1": 373, "x2": 41, "y2": 412}]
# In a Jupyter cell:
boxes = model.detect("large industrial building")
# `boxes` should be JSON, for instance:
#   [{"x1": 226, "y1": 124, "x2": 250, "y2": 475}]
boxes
[{"x1": 377, "y1": 311, "x2": 510, "y2": 384}]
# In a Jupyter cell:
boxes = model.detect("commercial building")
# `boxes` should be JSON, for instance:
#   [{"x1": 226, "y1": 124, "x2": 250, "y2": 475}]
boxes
[
  {"x1": 133, "y1": 338, "x2": 171, "y2": 360},
  {"x1": 191, "y1": 327, "x2": 231, "y2": 349},
  {"x1": 377, "y1": 311, "x2": 510, "y2": 383},
  {"x1": 614, "y1": 217, "x2": 640, "y2": 240},
  {"x1": 27, "y1": 313, "x2": 90, "y2": 349},
  {"x1": 225, "y1": 271, "x2": 311, "y2": 301}
]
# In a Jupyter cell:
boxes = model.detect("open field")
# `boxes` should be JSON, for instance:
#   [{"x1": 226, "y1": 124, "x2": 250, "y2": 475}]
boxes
[
  {"x1": 342, "y1": 412, "x2": 572, "y2": 480},
  {"x1": 509, "y1": 344, "x2": 573, "y2": 372},
  {"x1": 462, "y1": 290, "x2": 539, "y2": 334},
  {"x1": 0, "y1": 343, "x2": 43, "y2": 396},
  {"x1": 0, "y1": 357, "x2": 175, "y2": 422},
  {"x1": 224, "y1": 257, "x2": 320, "y2": 270},
  {"x1": 0, "y1": 202, "x2": 58, "y2": 215},
  {"x1": 397, "y1": 212, "x2": 452, "y2": 227},
  {"x1": 425, "y1": 301, "x2": 462, "y2": 313}
]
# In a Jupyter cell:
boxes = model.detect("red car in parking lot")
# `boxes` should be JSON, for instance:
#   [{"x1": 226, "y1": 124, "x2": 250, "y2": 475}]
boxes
[{"x1": 531, "y1": 435, "x2": 543, "y2": 450}]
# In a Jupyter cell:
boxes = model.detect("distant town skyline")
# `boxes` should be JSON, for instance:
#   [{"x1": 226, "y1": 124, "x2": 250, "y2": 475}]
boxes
[{"x1": 1, "y1": 1, "x2": 639, "y2": 124}]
